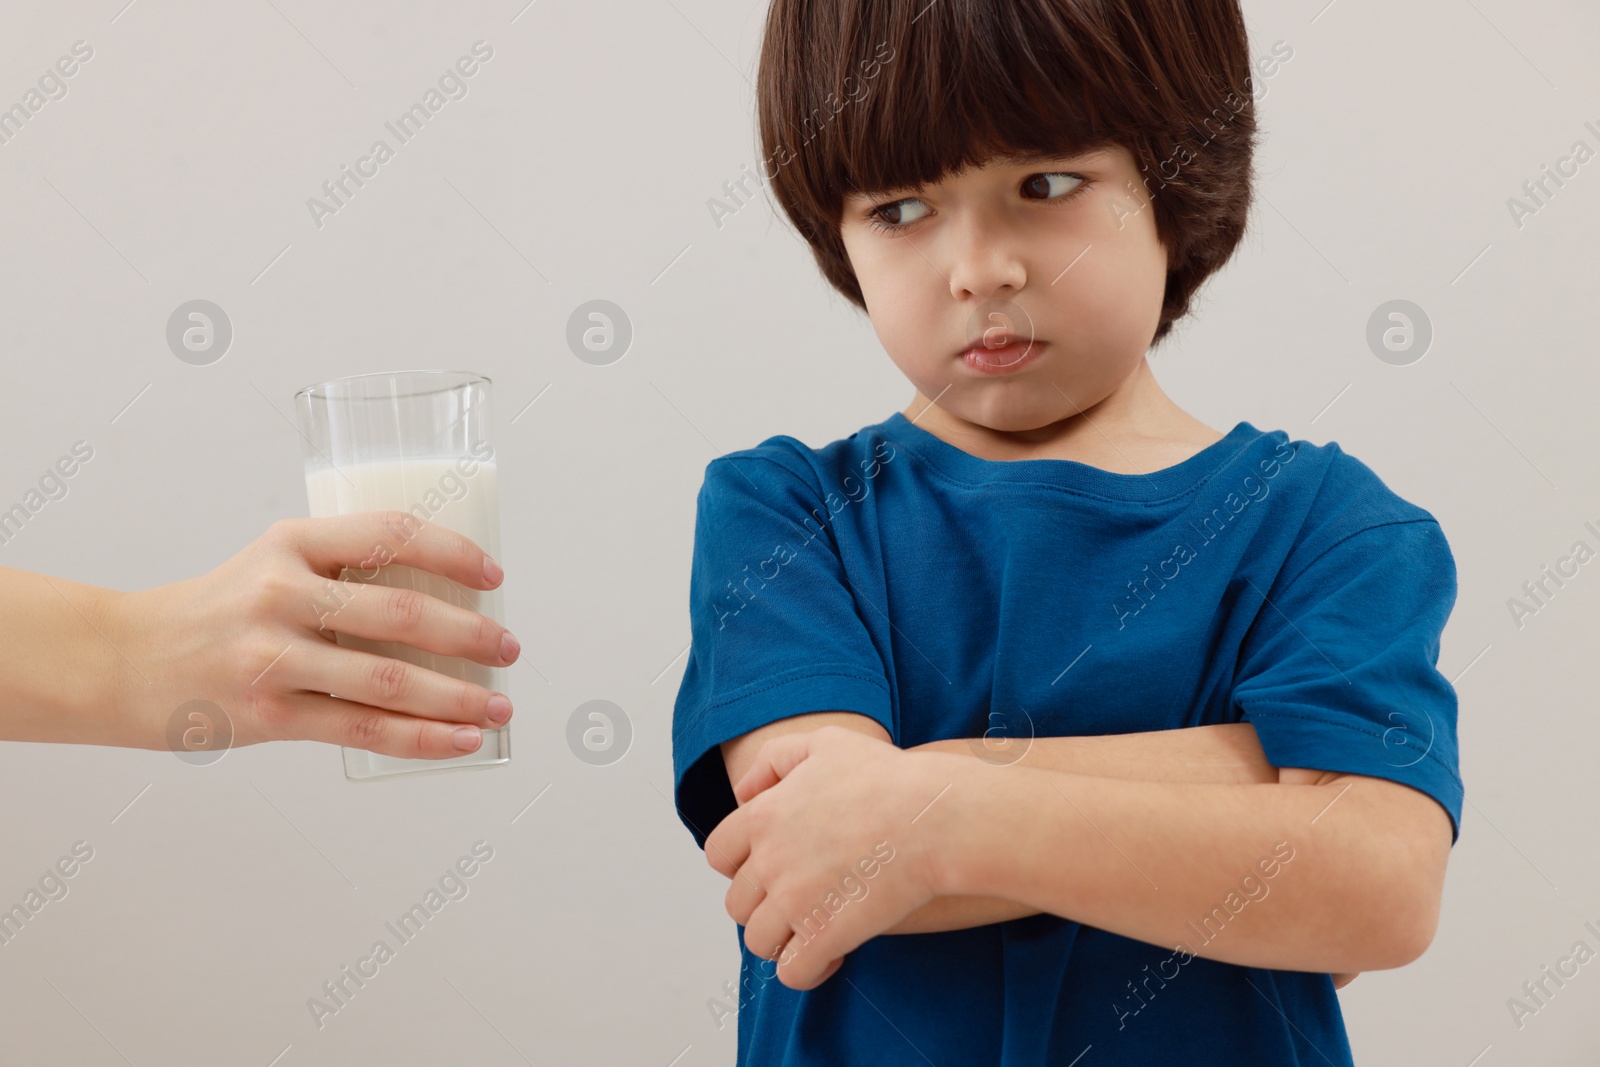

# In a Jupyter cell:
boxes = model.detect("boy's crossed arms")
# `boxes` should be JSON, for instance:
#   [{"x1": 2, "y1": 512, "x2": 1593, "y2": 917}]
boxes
[{"x1": 708, "y1": 712, "x2": 1450, "y2": 992}]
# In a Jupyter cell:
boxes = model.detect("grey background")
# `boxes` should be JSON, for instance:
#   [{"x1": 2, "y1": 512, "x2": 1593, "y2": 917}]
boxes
[{"x1": 0, "y1": 0, "x2": 1595, "y2": 1063}]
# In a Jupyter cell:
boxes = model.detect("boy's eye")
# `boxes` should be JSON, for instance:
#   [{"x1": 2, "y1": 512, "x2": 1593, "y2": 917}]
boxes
[
  {"x1": 864, "y1": 172, "x2": 1088, "y2": 234},
  {"x1": 869, "y1": 197, "x2": 931, "y2": 229},
  {"x1": 1022, "y1": 173, "x2": 1085, "y2": 200}
]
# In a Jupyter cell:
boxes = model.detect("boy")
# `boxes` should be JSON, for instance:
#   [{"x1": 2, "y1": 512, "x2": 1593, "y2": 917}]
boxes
[{"x1": 672, "y1": 0, "x2": 1462, "y2": 1063}]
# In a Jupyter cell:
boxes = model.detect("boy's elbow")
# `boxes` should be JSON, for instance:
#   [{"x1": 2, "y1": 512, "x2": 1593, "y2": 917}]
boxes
[
  {"x1": 1365, "y1": 781, "x2": 1452, "y2": 969},
  {"x1": 1379, "y1": 892, "x2": 1441, "y2": 970},
  {"x1": 1342, "y1": 865, "x2": 1440, "y2": 971}
]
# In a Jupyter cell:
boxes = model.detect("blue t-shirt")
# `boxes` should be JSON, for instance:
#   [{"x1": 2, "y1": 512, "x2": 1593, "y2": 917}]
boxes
[{"x1": 671, "y1": 410, "x2": 1464, "y2": 1066}]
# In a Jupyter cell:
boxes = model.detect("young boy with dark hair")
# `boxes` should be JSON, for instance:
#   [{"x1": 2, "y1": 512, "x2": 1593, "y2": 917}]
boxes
[{"x1": 672, "y1": 1, "x2": 1462, "y2": 1063}]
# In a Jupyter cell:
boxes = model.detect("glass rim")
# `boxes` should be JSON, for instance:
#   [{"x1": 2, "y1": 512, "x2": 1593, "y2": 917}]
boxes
[{"x1": 294, "y1": 369, "x2": 492, "y2": 402}]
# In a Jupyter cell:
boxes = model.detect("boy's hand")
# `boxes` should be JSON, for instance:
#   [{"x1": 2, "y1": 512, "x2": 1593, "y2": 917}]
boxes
[{"x1": 704, "y1": 725, "x2": 963, "y2": 991}]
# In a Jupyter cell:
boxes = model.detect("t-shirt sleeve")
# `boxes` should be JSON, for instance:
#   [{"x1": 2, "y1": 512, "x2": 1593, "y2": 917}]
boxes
[
  {"x1": 671, "y1": 453, "x2": 895, "y2": 850},
  {"x1": 1231, "y1": 518, "x2": 1466, "y2": 844}
]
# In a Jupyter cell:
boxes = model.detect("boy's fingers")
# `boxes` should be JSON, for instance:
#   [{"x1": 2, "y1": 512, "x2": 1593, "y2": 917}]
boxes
[
  {"x1": 704, "y1": 815, "x2": 752, "y2": 879},
  {"x1": 723, "y1": 863, "x2": 767, "y2": 926},
  {"x1": 733, "y1": 731, "x2": 815, "y2": 804},
  {"x1": 283, "y1": 511, "x2": 502, "y2": 589},
  {"x1": 277, "y1": 691, "x2": 488, "y2": 759},
  {"x1": 741, "y1": 907, "x2": 798, "y2": 976}
]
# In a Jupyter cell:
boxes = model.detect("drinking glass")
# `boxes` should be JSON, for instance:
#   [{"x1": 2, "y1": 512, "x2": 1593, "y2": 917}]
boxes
[{"x1": 293, "y1": 370, "x2": 511, "y2": 780}]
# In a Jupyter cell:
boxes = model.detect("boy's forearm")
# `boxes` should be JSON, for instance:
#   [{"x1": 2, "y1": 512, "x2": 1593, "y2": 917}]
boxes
[
  {"x1": 882, "y1": 892, "x2": 1042, "y2": 932},
  {"x1": 0, "y1": 567, "x2": 144, "y2": 747},
  {"x1": 923, "y1": 763, "x2": 1439, "y2": 974},
  {"x1": 921, "y1": 723, "x2": 1279, "y2": 785},
  {"x1": 883, "y1": 724, "x2": 1276, "y2": 935}
]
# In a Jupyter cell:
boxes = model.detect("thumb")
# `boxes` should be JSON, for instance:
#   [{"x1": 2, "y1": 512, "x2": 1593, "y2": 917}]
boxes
[{"x1": 732, "y1": 730, "x2": 817, "y2": 804}]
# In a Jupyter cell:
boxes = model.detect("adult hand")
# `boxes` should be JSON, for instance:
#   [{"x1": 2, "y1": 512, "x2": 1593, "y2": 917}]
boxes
[
  {"x1": 705, "y1": 725, "x2": 963, "y2": 991},
  {"x1": 107, "y1": 511, "x2": 518, "y2": 759}
]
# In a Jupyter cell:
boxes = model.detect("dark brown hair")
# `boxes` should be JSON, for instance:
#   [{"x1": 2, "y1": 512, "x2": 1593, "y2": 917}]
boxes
[{"x1": 754, "y1": 0, "x2": 1261, "y2": 345}]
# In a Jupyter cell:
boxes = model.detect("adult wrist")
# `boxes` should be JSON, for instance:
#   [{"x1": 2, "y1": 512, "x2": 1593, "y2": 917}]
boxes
[{"x1": 94, "y1": 584, "x2": 163, "y2": 750}]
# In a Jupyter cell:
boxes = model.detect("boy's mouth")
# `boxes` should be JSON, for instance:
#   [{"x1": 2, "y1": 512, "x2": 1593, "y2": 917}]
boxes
[{"x1": 960, "y1": 336, "x2": 1042, "y2": 374}]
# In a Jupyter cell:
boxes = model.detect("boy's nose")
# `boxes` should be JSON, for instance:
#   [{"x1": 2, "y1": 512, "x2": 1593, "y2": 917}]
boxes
[{"x1": 944, "y1": 215, "x2": 1028, "y2": 301}]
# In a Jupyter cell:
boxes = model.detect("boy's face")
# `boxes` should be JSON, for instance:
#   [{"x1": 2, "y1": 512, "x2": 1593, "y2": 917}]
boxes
[{"x1": 839, "y1": 144, "x2": 1168, "y2": 435}]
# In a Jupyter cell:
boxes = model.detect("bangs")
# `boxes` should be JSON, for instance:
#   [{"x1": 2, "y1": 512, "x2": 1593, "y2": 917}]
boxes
[{"x1": 763, "y1": 0, "x2": 1156, "y2": 212}]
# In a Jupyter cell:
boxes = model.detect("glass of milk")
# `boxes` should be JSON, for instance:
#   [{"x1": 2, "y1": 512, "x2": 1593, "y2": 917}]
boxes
[{"x1": 292, "y1": 370, "x2": 511, "y2": 780}]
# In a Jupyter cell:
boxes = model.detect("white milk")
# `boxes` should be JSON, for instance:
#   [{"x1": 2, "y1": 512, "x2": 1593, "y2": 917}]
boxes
[{"x1": 303, "y1": 453, "x2": 509, "y2": 777}]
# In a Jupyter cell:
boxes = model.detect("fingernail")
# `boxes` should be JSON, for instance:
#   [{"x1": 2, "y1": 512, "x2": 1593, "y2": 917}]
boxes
[
  {"x1": 499, "y1": 631, "x2": 520, "y2": 662},
  {"x1": 486, "y1": 694, "x2": 512, "y2": 725},
  {"x1": 453, "y1": 726, "x2": 483, "y2": 751},
  {"x1": 483, "y1": 556, "x2": 504, "y2": 585}
]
